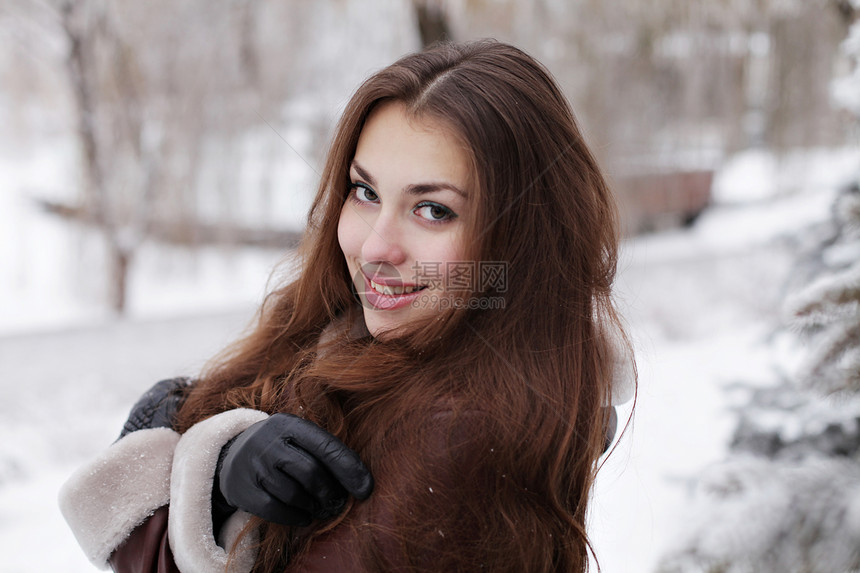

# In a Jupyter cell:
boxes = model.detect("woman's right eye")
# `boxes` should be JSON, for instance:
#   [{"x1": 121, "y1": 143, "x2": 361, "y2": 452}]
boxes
[{"x1": 349, "y1": 183, "x2": 378, "y2": 203}]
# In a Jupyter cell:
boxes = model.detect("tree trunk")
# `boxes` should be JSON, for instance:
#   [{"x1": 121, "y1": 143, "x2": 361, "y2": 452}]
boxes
[
  {"x1": 110, "y1": 243, "x2": 131, "y2": 314},
  {"x1": 413, "y1": 0, "x2": 451, "y2": 47}
]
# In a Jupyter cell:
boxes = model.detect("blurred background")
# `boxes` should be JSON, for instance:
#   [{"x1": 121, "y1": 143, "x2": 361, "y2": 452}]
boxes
[{"x1": 1, "y1": 0, "x2": 859, "y2": 571}]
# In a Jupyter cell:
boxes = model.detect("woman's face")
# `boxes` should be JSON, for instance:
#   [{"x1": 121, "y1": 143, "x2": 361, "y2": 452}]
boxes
[{"x1": 338, "y1": 101, "x2": 473, "y2": 339}]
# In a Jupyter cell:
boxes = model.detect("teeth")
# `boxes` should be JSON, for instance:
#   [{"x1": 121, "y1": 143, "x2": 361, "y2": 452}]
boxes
[{"x1": 370, "y1": 280, "x2": 423, "y2": 296}]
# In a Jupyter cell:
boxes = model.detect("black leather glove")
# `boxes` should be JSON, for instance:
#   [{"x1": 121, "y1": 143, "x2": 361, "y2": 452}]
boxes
[
  {"x1": 213, "y1": 413, "x2": 374, "y2": 528},
  {"x1": 119, "y1": 377, "x2": 192, "y2": 439}
]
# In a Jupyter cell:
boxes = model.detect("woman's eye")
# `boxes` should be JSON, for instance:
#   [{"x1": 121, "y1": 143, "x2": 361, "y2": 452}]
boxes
[
  {"x1": 350, "y1": 183, "x2": 378, "y2": 203},
  {"x1": 415, "y1": 201, "x2": 456, "y2": 222}
]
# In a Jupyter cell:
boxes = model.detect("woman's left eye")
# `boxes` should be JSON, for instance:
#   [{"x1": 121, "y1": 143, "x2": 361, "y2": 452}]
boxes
[
  {"x1": 414, "y1": 201, "x2": 456, "y2": 222},
  {"x1": 349, "y1": 183, "x2": 378, "y2": 203}
]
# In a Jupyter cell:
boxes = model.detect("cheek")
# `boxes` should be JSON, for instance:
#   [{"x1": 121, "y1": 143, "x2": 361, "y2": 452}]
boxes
[
  {"x1": 421, "y1": 231, "x2": 468, "y2": 272},
  {"x1": 438, "y1": 229, "x2": 467, "y2": 264},
  {"x1": 337, "y1": 206, "x2": 361, "y2": 261},
  {"x1": 436, "y1": 243, "x2": 463, "y2": 266}
]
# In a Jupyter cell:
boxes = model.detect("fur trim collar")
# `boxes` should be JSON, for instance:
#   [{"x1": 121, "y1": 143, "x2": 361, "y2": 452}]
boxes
[{"x1": 169, "y1": 408, "x2": 268, "y2": 573}]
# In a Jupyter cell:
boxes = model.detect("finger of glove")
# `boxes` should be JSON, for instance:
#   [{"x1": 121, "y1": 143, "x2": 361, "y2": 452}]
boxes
[
  {"x1": 272, "y1": 442, "x2": 348, "y2": 516},
  {"x1": 222, "y1": 455, "x2": 317, "y2": 519},
  {"x1": 271, "y1": 414, "x2": 373, "y2": 499},
  {"x1": 243, "y1": 480, "x2": 313, "y2": 527},
  {"x1": 225, "y1": 422, "x2": 346, "y2": 509}
]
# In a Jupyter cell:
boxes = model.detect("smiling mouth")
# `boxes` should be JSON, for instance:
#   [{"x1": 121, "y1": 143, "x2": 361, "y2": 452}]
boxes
[{"x1": 368, "y1": 279, "x2": 427, "y2": 296}]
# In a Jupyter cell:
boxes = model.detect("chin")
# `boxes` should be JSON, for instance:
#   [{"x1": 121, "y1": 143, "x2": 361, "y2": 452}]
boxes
[{"x1": 363, "y1": 311, "x2": 407, "y2": 340}]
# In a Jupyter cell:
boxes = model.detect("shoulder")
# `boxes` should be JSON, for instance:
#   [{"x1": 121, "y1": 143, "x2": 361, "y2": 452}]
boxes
[{"x1": 376, "y1": 405, "x2": 498, "y2": 494}]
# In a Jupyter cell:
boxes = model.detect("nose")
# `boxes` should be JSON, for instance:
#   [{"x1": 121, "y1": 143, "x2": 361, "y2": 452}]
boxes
[{"x1": 361, "y1": 211, "x2": 407, "y2": 267}]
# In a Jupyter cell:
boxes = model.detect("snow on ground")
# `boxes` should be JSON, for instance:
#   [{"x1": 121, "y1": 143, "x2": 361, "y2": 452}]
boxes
[{"x1": 0, "y1": 148, "x2": 856, "y2": 572}]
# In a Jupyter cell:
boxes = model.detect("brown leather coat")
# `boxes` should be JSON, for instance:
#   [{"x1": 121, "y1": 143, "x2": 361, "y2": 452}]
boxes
[{"x1": 109, "y1": 507, "x2": 179, "y2": 573}]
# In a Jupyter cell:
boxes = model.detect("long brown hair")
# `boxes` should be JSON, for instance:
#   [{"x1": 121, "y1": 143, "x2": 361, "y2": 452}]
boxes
[{"x1": 177, "y1": 39, "x2": 631, "y2": 572}]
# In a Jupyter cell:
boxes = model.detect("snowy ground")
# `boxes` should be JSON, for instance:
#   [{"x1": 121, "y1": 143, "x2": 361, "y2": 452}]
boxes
[{"x1": 0, "y1": 148, "x2": 857, "y2": 572}]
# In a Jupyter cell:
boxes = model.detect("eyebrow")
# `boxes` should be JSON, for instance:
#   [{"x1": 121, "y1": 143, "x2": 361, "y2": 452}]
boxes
[{"x1": 350, "y1": 160, "x2": 468, "y2": 199}]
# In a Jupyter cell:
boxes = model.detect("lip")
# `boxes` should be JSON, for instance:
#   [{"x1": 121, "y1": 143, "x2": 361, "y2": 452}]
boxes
[{"x1": 359, "y1": 272, "x2": 426, "y2": 310}]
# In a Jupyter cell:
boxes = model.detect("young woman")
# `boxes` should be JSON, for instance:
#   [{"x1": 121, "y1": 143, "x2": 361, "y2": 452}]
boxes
[{"x1": 60, "y1": 39, "x2": 634, "y2": 572}]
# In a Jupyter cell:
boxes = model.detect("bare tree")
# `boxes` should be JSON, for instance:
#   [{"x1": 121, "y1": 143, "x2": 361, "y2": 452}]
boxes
[
  {"x1": 50, "y1": 0, "x2": 309, "y2": 313},
  {"x1": 413, "y1": 0, "x2": 452, "y2": 47}
]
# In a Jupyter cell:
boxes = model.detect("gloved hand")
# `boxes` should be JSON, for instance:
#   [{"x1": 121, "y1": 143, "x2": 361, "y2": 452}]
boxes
[
  {"x1": 213, "y1": 413, "x2": 374, "y2": 528},
  {"x1": 119, "y1": 377, "x2": 192, "y2": 439}
]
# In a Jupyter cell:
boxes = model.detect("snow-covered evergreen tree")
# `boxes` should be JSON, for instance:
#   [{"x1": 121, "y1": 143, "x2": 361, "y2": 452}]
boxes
[
  {"x1": 788, "y1": 188, "x2": 860, "y2": 395},
  {"x1": 657, "y1": 14, "x2": 860, "y2": 573}
]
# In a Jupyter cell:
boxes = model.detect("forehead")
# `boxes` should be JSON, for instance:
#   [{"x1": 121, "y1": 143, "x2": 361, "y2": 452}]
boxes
[{"x1": 353, "y1": 102, "x2": 474, "y2": 190}]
